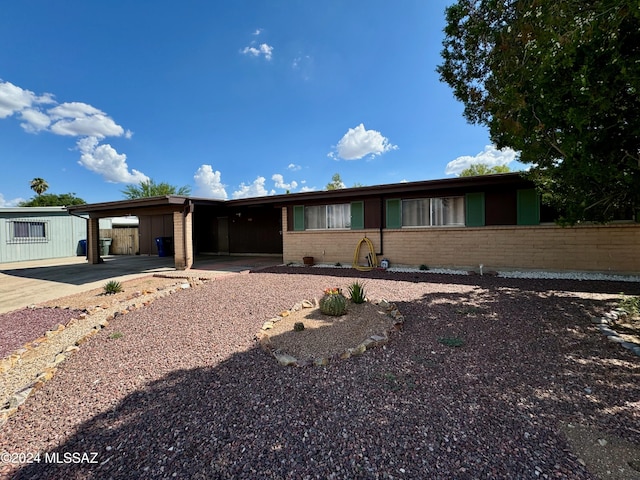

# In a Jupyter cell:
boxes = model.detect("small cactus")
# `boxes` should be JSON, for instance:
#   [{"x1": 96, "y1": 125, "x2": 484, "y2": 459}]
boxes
[
  {"x1": 319, "y1": 289, "x2": 347, "y2": 316},
  {"x1": 293, "y1": 322, "x2": 305, "y2": 332}
]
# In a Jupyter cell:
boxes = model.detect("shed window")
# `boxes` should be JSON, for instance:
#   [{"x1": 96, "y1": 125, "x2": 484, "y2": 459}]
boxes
[{"x1": 9, "y1": 220, "x2": 48, "y2": 243}]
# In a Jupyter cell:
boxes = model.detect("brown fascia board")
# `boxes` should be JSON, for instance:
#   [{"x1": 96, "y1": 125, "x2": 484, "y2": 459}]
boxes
[
  {"x1": 227, "y1": 172, "x2": 532, "y2": 207},
  {"x1": 66, "y1": 195, "x2": 190, "y2": 215},
  {"x1": 66, "y1": 173, "x2": 532, "y2": 214}
]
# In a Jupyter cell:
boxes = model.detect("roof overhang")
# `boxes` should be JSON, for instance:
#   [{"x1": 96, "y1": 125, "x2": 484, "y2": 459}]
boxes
[
  {"x1": 66, "y1": 196, "x2": 198, "y2": 218},
  {"x1": 64, "y1": 173, "x2": 533, "y2": 216},
  {"x1": 228, "y1": 172, "x2": 533, "y2": 207}
]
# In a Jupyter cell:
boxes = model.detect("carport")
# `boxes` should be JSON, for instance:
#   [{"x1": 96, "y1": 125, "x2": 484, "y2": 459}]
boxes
[
  {"x1": 67, "y1": 196, "x2": 283, "y2": 271},
  {"x1": 68, "y1": 196, "x2": 204, "y2": 270}
]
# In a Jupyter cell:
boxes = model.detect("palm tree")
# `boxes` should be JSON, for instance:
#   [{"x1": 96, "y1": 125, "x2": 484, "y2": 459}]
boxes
[{"x1": 30, "y1": 178, "x2": 49, "y2": 196}]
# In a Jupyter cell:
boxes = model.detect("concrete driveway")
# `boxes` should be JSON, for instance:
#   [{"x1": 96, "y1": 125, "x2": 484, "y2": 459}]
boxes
[{"x1": 0, "y1": 255, "x2": 282, "y2": 314}]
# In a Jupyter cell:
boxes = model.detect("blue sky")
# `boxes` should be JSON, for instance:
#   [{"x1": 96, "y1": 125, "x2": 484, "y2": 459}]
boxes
[{"x1": 0, "y1": 0, "x2": 522, "y2": 206}]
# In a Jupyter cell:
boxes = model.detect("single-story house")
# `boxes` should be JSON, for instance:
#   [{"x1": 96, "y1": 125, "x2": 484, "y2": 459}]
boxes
[{"x1": 67, "y1": 173, "x2": 640, "y2": 275}]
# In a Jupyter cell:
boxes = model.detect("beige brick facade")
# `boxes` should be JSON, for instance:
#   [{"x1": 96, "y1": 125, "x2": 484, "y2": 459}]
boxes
[
  {"x1": 282, "y1": 208, "x2": 640, "y2": 274},
  {"x1": 173, "y1": 210, "x2": 193, "y2": 270}
]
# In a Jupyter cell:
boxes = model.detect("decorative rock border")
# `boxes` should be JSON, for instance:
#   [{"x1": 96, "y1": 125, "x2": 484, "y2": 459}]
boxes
[
  {"x1": 591, "y1": 308, "x2": 640, "y2": 357},
  {"x1": 0, "y1": 277, "x2": 207, "y2": 428},
  {"x1": 256, "y1": 298, "x2": 405, "y2": 367}
]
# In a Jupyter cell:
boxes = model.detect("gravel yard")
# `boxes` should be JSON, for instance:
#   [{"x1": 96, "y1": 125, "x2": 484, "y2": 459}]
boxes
[{"x1": 1, "y1": 267, "x2": 639, "y2": 479}]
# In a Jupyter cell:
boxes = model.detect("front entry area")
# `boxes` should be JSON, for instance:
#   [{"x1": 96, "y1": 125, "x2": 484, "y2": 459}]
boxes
[{"x1": 192, "y1": 204, "x2": 282, "y2": 257}]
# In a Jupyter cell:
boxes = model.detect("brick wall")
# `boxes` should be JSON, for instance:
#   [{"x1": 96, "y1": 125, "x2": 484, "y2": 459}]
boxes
[
  {"x1": 173, "y1": 210, "x2": 193, "y2": 270},
  {"x1": 282, "y1": 209, "x2": 640, "y2": 274}
]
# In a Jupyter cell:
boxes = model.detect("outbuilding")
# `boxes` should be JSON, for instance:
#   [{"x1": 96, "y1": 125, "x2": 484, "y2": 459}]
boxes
[{"x1": 0, "y1": 207, "x2": 87, "y2": 263}]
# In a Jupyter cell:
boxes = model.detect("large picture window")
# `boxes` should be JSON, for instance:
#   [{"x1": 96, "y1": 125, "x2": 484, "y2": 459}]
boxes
[
  {"x1": 402, "y1": 197, "x2": 464, "y2": 227},
  {"x1": 304, "y1": 204, "x2": 351, "y2": 229},
  {"x1": 9, "y1": 220, "x2": 48, "y2": 243}
]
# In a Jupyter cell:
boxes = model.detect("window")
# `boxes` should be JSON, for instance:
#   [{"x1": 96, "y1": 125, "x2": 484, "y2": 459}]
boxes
[
  {"x1": 401, "y1": 197, "x2": 464, "y2": 227},
  {"x1": 9, "y1": 220, "x2": 48, "y2": 243},
  {"x1": 304, "y1": 204, "x2": 351, "y2": 229}
]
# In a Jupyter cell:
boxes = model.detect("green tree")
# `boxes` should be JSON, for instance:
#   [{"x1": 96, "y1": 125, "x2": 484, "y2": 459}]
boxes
[
  {"x1": 19, "y1": 193, "x2": 86, "y2": 207},
  {"x1": 459, "y1": 164, "x2": 510, "y2": 177},
  {"x1": 437, "y1": 1, "x2": 640, "y2": 223},
  {"x1": 29, "y1": 178, "x2": 49, "y2": 196},
  {"x1": 121, "y1": 179, "x2": 191, "y2": 199},
  {"x1": 326, "y1": 173, "x2": 346, "y2": 190}
]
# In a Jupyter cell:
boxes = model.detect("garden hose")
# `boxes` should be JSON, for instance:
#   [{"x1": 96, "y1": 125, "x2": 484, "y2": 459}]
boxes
[{"x1": 353, "y1": 237, "x2": 378, "y2": 271}]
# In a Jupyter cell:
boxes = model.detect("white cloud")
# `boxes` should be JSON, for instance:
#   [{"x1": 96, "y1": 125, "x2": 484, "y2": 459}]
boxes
[
  {"x1": 241, "y1": 43, "x2": 273, "y2": 61},
  {"x1": 0, "y1": 80, "x2": 54, "y2": 119},
  {"x1": 194, "y1": 165, "x2": 228, "y2": 199},
  {"x1": 232, "y1": 176, "x2": 276, "y2": 199},
  {"x1": 329, "y1": 123, "x2": 398, "y2": 160},
  {"x1": 299, "y1": 186, "x2": 316, "y2": 192},
  {"x1": 19, "y1": 108, "x2": 51, "y2": 133},
  {"x1": 0, "y1": 193, "x2": 25, "y2": 207},
  {"x1": 76, "y1": 136, "x2": 148, "y2": 184},
  {"x1": 287, "y1": 163, "x2": 301, "y2": 171},
  {"x1": 48, "y1": 102, "x2": 125, "y2": 138},
  {"x1": 272, "y1": 174, "x2": 298, "y2": 191},
  {"x1": 253, "y1": 28, "x2": 263, "y2": 36},
  {"x1": 0, "y1": 80, "x2": 146, "y2": 185},
  {"x1": 444, "y1": 145, "x2": 519, "y2": 175}
]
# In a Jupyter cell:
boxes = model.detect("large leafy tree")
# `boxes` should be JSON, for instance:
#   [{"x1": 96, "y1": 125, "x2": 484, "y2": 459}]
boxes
[
  {"x1": 459, "y1": 163, "x2": 510, "y2": 177},
  {"x1": 29, "y1": 177, "x2": 49, "y2": 196},
  {"x1": 121, "y1": 179, "x2": 191, "y2": 199},
  {"x1": 20, "y1": 193, "x2": 86, "y2": 207},
  {"x1": 438, "y1": 0, "x2": 640, "y2": 223}
]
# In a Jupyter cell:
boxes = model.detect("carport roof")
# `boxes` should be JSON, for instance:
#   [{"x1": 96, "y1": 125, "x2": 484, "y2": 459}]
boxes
[{"x1": 66, "y1": 195, "x2": 215, "y2": 217}]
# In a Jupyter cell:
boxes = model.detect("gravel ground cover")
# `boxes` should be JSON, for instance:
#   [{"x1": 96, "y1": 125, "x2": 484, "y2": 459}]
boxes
[
  {"x1": 1, "y1": 267, "x2": 639, "y2": 479},
  {"x1": 0, "y1": 308, "x2": 82, "y2": 359}
]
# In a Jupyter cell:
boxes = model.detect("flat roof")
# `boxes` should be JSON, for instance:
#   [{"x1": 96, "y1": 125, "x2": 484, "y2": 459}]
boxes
[
  {"x1": 66, "y1": 173, "x2": 532, "y2": 214},
  {"x1": 0, "y1": 206, "x2": 68, "y2": 214}
]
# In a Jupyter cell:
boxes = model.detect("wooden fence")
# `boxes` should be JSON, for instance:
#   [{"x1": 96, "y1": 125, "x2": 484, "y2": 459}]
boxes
[{"x1": 99, "y1": 227, "x2": 139, "y2": 255}]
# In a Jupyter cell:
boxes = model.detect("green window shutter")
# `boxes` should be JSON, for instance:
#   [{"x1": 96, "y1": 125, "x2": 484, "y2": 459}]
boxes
[
  {"x1": 517, "y1": 189, "x2": 540, "y2": 225},
  {"x1": 293, "y1": 205, "x2": 305, "y2": 231},
  {"x1": 350, "y1": 201, "x2": 364, "y2": 230},
  {"x1": 465, "y1": 192, "x2": 485, "y2": 227},
  {"x1": 386, "y1": 199, "x2": 402, "y2": 229}
]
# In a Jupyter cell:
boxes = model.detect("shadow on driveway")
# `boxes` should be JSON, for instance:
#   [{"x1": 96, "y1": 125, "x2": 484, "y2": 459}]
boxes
[{"x1": 0, "y1": 255, "x2": 282, "y2": 314}]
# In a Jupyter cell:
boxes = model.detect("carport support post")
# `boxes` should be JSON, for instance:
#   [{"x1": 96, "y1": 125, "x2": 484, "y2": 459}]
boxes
[
  {"x1": 173, "y1": 208, "x2": 193, "y2": 270},
  {"x1": 87, "y1": 217, "x2": 100, "y2": 264}
]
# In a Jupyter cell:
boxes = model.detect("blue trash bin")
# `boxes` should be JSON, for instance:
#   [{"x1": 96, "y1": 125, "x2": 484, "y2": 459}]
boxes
[
  {"x1": 155, "y1": 237, "x2": 166, "y2": 257},
  {"x1": 155, "y1": 237, "x2": 174, "y2": 257},
  {"x1": 78, "y1": 239, "x2": 87, "y2": 256}
]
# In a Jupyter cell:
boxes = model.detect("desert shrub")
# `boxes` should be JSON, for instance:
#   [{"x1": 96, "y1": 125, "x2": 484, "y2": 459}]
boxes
[
  {"x1": 103, "y1": 280, "x2": 123, "y2": 295},
  {"x1": 619, "y1": 294, "x2": 640, "y2": 316},
  {"x1": 348, "y1": 281, "x2": 367, "y2": 304}
]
